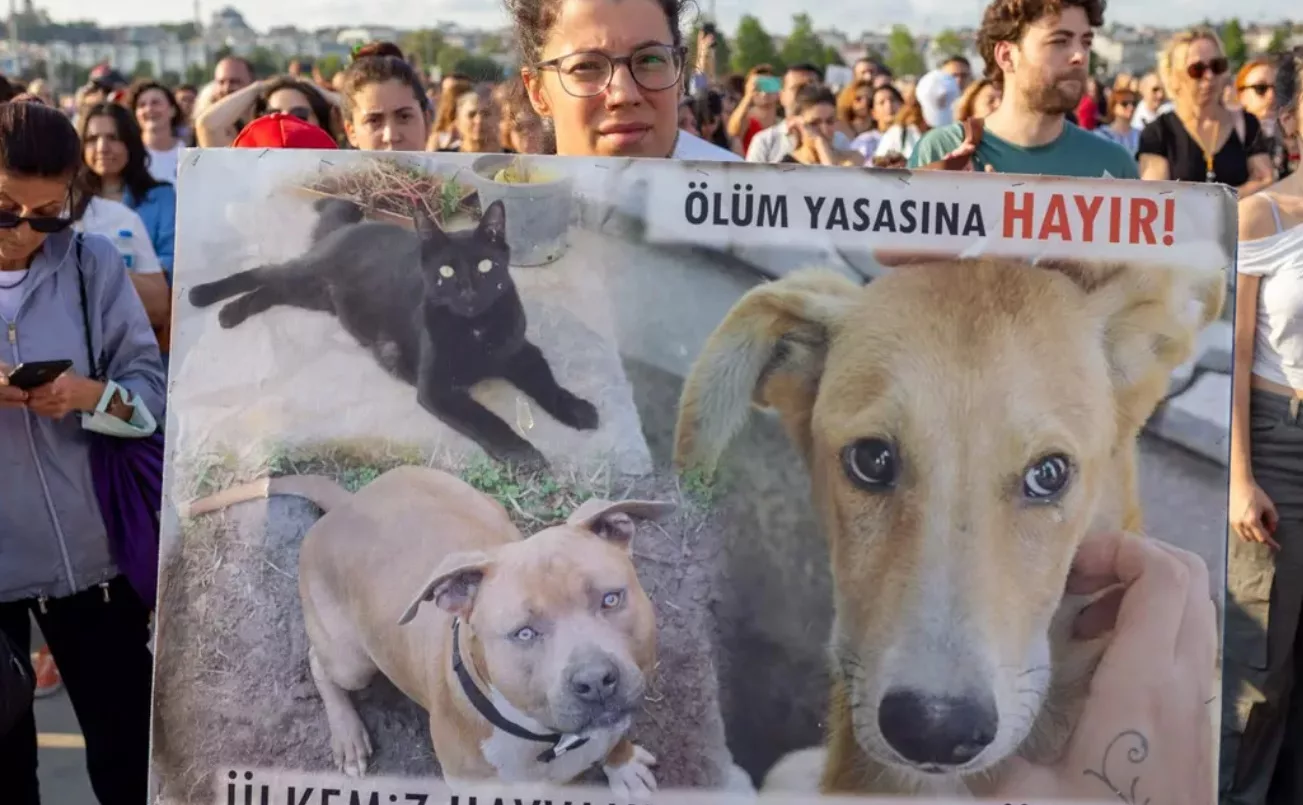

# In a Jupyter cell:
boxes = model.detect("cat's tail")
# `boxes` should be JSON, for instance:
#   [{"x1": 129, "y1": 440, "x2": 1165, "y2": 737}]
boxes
[
  {"x1": 311, "y1": 197, "x2": 365, "y2": 243},
  {"x1": 188, "y1": 269, "x2": 263, "y2": 308},
  {"x1": 176, "y1": 475, "x2": 353, "y2": 519}
]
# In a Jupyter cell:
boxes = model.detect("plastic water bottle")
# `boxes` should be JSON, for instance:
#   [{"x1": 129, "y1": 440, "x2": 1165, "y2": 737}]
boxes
[{"x1": 114, "y1": 229, "x2": 135, "y2": 271}]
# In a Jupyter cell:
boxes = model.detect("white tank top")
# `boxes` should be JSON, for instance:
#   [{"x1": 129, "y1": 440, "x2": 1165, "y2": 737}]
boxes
[{"x1": 1237, "y1": 194, "x2": 1303, "y2": 390}]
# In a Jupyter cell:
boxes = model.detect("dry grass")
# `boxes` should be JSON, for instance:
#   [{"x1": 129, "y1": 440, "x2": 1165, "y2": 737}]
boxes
[{"x1": 300, "y1": 158, "x2": 478, "y2": 225}]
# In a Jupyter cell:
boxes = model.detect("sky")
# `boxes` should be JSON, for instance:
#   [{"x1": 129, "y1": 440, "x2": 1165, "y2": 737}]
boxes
[{"x1": 34, "y1": 0, "x2": 1295, "y2": 36}]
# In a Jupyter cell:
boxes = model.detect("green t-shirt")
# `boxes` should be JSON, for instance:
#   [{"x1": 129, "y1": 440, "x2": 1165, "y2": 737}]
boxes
[{"x1": 907, "y1": 121, "x2": 1140, "y2": 179}]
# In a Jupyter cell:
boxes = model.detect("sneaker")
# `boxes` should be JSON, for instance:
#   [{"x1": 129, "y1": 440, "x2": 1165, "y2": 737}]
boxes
[{"x1": 31, "y1": 646, "x2": 61, "y2": 698}]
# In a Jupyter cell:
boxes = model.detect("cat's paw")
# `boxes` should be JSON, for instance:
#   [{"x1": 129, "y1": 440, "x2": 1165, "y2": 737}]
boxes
[
  {"x1": 554, "y1": 394, "x2": 600, "y2": 431},
  {"x1": 217, "y1": 300, "x2": 249, "y2": 329},
  {"x1": 188, "y1": 282, "x2": 223, "y2": 308}
]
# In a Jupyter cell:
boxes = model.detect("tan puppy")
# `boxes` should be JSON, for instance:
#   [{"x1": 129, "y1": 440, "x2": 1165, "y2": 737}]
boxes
[
  {"x1": 180, "y1": 466, "x2": 674, "y2": 798},
  {"x1": 673, "y1": 259, "x2": 1224, "y2": 795}
]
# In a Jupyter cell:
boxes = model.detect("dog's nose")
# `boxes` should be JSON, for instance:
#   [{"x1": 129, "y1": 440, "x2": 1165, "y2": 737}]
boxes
[
  {"x1": 877, "y1": 688, "x2": 998, "y2": 767},
  {"x1": 567, "y1": 658, "x2": 621, "y2": 704}
]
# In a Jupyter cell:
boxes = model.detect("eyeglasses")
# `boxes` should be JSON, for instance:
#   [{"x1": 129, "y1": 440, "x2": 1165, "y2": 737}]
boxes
[
  {"x1": 1186, "y1": 58, "x2": 1228, "y2": 80},
  {"x1": 0, "y1": 209, "x2": 74, "y2": 234},
  {"x1": 534, "y1": 44, "x2": 686, "y2": 98},
  {"x1": 1117, "y1": 100, "x2": 1136, "y2": 108},
  {"x1": 1241, "y1": 83, "x2": 1274, "y2": 97}
]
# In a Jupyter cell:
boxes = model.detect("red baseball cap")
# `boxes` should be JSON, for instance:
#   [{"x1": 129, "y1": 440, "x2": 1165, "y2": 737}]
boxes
[{"x1": 232, "y1": 113, "x2": 338, "y2": 150}]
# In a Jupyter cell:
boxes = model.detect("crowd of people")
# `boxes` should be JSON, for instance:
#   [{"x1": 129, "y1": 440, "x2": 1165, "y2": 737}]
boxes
[{"x1": 0, "y1": 0, "x2": 1299, "y2": 802}]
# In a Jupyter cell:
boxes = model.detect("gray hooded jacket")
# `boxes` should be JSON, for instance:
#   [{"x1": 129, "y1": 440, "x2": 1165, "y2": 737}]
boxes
[{"x1": 0, "y1": 230, "x2": 166, "y2": 603}]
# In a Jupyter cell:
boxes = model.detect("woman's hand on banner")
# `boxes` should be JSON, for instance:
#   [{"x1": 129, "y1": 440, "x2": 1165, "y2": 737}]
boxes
[{"x1": 994, "y1": 530, "x2": 1217, "y2": 804}]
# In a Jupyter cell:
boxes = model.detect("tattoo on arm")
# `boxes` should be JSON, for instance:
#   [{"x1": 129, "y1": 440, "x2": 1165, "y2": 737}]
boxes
[{"x1": 1082, "y1": 729, "x2": 1151, "y2": 805}]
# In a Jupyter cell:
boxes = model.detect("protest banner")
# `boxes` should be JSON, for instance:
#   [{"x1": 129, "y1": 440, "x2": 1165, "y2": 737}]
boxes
[{"x1": 155, "y1": 151, "x2": 1231, "y2": 805}]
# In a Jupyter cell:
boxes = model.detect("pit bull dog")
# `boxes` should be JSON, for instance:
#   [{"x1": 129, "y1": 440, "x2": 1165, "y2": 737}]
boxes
[{"x1": 179, "y1": 465, "x2": 674, "y2": 799}]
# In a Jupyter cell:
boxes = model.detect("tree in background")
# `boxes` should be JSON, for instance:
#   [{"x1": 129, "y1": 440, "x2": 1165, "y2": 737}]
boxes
[
  {"x1": 822, "y1": 45, "x2": 844, "y2": 68},
  {"x1": 246, "y1": 46, "x2": 284, "y2": 78},
  {"x1": 316, "y1": 53, "x2": 345, "y2": 79},
  {"x1": 159, "y1": 70, "x2": 181, "y2": 87},
  {"x1": 1266, "y1": 26, "x2": 1291, "y2": 57},
  {"x1": 131, "y1": 59, "x2": 155, "y2": 80},
  {"x1": 931, "y1": 29, "x2": 966, "y2": 60},
  {"x1": 731, "y1": 14, "x2": 782, "y2": 74},
  {"x1": 400, "y1": 29, "x2": 444, "y2": 67},
  {"x1": 184, "y1": 63, "x2": 209, "y2": 87},
  {"x1": 1221, "y1": 18, "x2": 1247, "y2": 69},
  {"x1": 780, "y1": 14, "x2": 825, "y2": 68},
  {"x1": 885, "y1": 25, "x2": 925, "y2": 77}
]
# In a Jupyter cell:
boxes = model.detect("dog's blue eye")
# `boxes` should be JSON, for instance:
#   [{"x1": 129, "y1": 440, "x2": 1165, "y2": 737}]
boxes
[
  {"x1": 601, "y1": 591, "x2": 623, "y2": 609},
  {"x1": 1023, "y1": 454, "x2": 1071, "y2": 500},
  {"x1": 842, "y1": 438, "x2": 898, "y2": 490},
  {"x1": 513, "y1": 626, "x2": 538, "y2": 642}
]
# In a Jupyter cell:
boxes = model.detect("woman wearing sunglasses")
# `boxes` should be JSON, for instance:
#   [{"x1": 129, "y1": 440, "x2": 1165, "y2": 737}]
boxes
[
  {"x1": 512, "y1": 0, "x2": 735, "y2": 160},
  {"x1": 196, "y1": 75, "x2": 341, "y2": 148},
  {"x1": 0, "y1": 99, "x2": 164, "y2": 805},
  {"x1": 1094, "y1": 87, "x2": 1141, "y2": 156},
  {"x1": 1139, "y1": 27, "x2": 1275, "y2": 196}
]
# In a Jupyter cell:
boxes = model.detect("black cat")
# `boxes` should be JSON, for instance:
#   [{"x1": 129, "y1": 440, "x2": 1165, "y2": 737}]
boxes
[{"x1": 187, "y1": 199, "x2": 599, "y2": 468}]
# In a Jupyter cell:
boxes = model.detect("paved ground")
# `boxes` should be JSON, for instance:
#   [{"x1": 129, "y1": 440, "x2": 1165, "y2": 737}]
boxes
[{"x1": 34, "y1": 432, "x2": 1227, "y2": 804}]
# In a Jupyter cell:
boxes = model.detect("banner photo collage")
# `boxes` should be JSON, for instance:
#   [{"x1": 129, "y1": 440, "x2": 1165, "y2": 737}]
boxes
[{"x1": 152, "y1": 150, "x2": 1234, "y2": 805}]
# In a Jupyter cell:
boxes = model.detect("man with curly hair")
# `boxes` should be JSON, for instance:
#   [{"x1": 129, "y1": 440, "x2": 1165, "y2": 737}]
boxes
[{"x1": 908, "y1": 0, "x2": 1138, "y2": 177}]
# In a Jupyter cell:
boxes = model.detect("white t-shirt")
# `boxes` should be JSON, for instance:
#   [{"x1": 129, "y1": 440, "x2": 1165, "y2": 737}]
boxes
[
  {"x1": 74, "y1": 196, "x2": 163, "y2": 275},
  {"x1": 1238, "y1": 196, "x2": 1303, "y2": 390},
  {"x1": 147, "y1": 142, "x2": 186, "y2": 184},
  {"x1": 745, "y1": 122, "x2": 853, "y2": 163},
  {"x1": 673, "y1": 130, "x2": 742, "y2": 161}
]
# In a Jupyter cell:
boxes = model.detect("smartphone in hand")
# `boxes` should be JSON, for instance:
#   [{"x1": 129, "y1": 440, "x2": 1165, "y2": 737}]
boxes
[{"x1": 6, "y1": 359, "x2": 73, "y2": 391}]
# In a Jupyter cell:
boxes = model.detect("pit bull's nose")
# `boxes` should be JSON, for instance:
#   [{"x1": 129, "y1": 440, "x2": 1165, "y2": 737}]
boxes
[
  {"x1": 877, "y1": 688, "x2": 997, "y2": 767},
  {"x1": 568, "y1": 658, "x2": 621, "y2": 704}
]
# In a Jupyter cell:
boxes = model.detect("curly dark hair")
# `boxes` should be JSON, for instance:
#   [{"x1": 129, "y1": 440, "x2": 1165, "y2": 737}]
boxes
[
  {"x1": 76, "y1": 102, "x2": 166, "y2": 207},
  {"x1": 337, "y1": 41, "x2": 431, "y2": 118},
  {"x1": 506, "y1": 0, "x2": 690, "y2": 66},
  {"x1": 977, "y1": 0, "x2": 1106, "y2": 84}
]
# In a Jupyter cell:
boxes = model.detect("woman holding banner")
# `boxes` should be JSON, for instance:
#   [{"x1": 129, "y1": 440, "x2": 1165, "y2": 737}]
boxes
[
  {"x1": 500, "y1": 1, "x2": 1216, "y2": 801},
  {"x1": 511, "y1": 0, "x2": 735, "y2": 160},
  {"x1": 1221, "y1": 47, "x2": 1303, "y2": 805}
]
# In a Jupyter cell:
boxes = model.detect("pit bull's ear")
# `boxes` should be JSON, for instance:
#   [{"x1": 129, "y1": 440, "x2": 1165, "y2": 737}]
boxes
[
  {"x1": 674, "y1": 268, "x2": 859, "y2": 473},
  {"x1": 397, "y1": 550, "x2": 493, "y2": 626},
  {"x1": 567, "y1": 499, "x2": 677, "y2": 547},
  {"x1": 1041, "y1": 259, "x2": 1226, "y2": 430}
]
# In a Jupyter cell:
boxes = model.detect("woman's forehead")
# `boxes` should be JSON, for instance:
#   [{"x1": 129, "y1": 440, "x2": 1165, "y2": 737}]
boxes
[
  {"x1": 0, "y1": 174, "x2": 68, "y2": 207},
  {"x1": 540, "y1": 0, "x2": 671, "y2": 59}
]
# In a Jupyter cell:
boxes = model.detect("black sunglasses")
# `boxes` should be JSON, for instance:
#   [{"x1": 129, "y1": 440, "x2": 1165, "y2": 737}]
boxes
[
  {"x1": 267, "y1": 106, "x2": 312, "y2": 122},
  {"x1": 1242, "y1": 83, "x2": 1273, "y2": 97},
  {"x1": 1186, "y1": 58, "x2": 1229, "y2": 80},
  {"x1": 0, "y1": 209, "x2": 74, "y2": 234}
]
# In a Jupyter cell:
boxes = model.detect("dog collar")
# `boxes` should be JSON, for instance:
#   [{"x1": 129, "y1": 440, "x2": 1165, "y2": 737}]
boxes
[{"x1": 451, "y1": 619, "x2": 590, "y2": 763}]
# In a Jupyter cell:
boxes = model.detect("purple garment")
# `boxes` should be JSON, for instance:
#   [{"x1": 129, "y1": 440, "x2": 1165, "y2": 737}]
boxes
[{"x1": 89, "y1": 431, "x2": 164, "y2": 608}]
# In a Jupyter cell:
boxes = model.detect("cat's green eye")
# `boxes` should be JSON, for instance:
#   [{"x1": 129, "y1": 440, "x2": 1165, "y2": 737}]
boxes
[
  {"x1": 439, "y1": 265, "x2": 455, "y2": 278},
  {"x1": 477, "y1": 259, "x2": 492, "y2": 274}
]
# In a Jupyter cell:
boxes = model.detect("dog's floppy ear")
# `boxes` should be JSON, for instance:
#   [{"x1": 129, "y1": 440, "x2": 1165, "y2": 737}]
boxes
[
  {"x1": 1041, "y1": 259, "x2": 1226, "y2": 429},
  {"x1": 566, "y1": 499, "x2": 677, "y2": 548},
  {"x1": 397, "y1": 550, "x2": 493, "y2": 625},
  {"x1": 674, "y1": 268, "x2": 860, "y2": 473}
]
